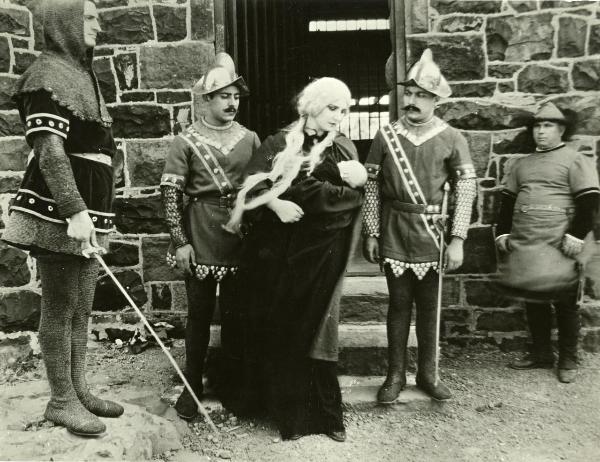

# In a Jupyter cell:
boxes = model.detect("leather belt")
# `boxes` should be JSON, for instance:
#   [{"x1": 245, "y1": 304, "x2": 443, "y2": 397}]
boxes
[
  {"x1": 190, "y1": 194, "x2": 235, "y2": 208},
  {"x1": 519, "y1": 204, "x2": 574, "y2": 213},
  {"x1": 390, "y1": 200, "x2": 441, "y2": 214},
  {"x1": 70, "y1": 153, "x2": 112, "y2": 166}
]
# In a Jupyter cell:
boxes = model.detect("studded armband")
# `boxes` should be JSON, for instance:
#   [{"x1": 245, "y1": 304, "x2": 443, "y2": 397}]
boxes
[
  {"x1": 451, "y1": 178, "x2": 477, "y2": 240},
  {"x1": 161, "y1": 185, "x2": 189, "y2": 249},
  {"x1": 363, "y1": 163, "x2": 381, "y2": 237},
  {"x1": 454, "y1": 163, "x2": 477, "y2": 181}
]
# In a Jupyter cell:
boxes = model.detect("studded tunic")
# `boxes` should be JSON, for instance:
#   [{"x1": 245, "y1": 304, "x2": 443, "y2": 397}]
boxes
[
  {"x1": 160, "y1": 119, "x2": 260, "y2": 280},
  {"x1": 2, "y1": 89, "x2": 116, "y2": 255},
  {"x1": 363, "y1": 116, "x2": 477, "y2": 279}
]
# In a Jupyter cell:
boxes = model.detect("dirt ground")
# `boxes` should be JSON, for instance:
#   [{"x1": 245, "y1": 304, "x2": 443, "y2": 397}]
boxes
[{"x1": 4, "y1": 342, "x2": 600, "y2": 462}]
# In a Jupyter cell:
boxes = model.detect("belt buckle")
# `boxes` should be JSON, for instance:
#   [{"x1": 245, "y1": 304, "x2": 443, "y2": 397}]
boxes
[{"x1": 219, "y1": 195, "x2": 234, "y2": 208}]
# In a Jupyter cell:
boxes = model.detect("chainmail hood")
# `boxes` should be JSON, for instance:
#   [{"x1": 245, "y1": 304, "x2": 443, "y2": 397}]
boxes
[{"x1": 14, "y1": 0, "x2": 112, "y2": 126}]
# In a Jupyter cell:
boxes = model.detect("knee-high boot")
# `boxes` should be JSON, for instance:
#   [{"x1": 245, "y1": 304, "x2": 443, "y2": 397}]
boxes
[
  {"x1": 37, "y1": 256, "x2": 105, "y2": 436},
  {"x1": 378, "y1": 269, "x2": 414, "y2": 403},
  {"x1": 415, "y1": 270, "x2": 451, "y2": 401},
  {"x1": 555, "y1": 291, "x2": 579, "y2": 383},
  {"x1": 71, "y1": 258, "x2": 124, "y2": 418}
]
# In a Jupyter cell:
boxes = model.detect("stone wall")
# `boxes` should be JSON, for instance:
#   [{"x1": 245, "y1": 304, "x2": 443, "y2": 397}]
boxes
[
  {"x1": 403, "y1": 0, "x2": 600, "y2": 350},
  {"x1": 0, "y1": 0, "x2": 217, "y2": 360},
  {"x1": 2, "y1": 0, "x2": 600, "y2": 369}
]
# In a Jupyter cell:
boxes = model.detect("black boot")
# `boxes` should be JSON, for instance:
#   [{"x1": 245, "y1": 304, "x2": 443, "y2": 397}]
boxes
[
  {"x1": 414, "y1": 271, "x2": 451, "y2": 401},
  {"x1": 378, "y1": 270, "x2": 413, "y2": 404},
  {"x1": 556, "y1": 292, "x2": 580, "y2": 383},
  {"x1": 175, "y1": 381, "x2": 203, "y2": 420},
  {"x1": 510, "y1": 303, "x2": 554, "y2": 370}
]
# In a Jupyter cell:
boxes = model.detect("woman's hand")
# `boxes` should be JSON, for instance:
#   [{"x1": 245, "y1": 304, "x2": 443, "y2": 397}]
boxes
[
  {"x1": 338, "y1": 160, "x2": 367, "y2": 188},
  {"x1": 267, "y1": 198, "x2": 304, "y2": 223},
  {"x1": 175, "y1": 244, "x2": 196, "y2": 274},
  {"x1": 363, "y1": 236, "x2": 380, "y2": 263},
  {"x1": 495, "y1": 235, "x2": 511, "y2": 253}
]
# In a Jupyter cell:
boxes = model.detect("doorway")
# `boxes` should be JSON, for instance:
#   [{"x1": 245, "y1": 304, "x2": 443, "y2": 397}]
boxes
[{"x1": 225, "y1": 0, "x2": 393, "y2": 272}]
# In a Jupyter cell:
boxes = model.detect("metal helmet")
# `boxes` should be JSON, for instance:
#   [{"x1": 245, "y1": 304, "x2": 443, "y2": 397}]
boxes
[
  {"x1": 400, "y1": 48, "x2": 451, "y2": 98},
  {"x1": 193, "y1": 52, "x2": 249, "y2": 96}
]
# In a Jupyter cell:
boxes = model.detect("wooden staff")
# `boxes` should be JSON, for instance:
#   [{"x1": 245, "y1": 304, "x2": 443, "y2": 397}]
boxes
[{"x1": 434, "y1": 182, "x2": 450, "y2": 386}]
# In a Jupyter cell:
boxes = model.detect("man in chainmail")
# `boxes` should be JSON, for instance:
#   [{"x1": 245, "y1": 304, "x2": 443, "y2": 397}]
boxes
[
  {"x1": 2, "y1": 0, "x2": 122, "y2": 436},
  {"x1": 362, "y1": 49, "x2": 477, "y2": 402},
  {"x1": 160, "y1": 53, "x2": 260, "y2": 420}
]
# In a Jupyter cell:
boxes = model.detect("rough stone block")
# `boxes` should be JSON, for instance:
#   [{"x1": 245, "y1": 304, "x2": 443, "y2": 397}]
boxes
[
  {"x1": 580, "y1": 302, "x2": 600, "y2": 327},
  {"x1": 475, "y1": 309, "x2": 526, "y2": 331},
  {"x1": 488, "y1": 64, "x2": 522, "y2": 79},
  {"x1": 408, "y1": 0, "x2": 428, "y2": 34},
  {"x1": 11, "y1": 37, "x2": 30, "y2": 49},
  {"x1": 557, "y1": 16, "x2": 587, "y2": 57},
  {"x1": 156, "y1": 91, "x2": 192, "y2": 104},
  {"x1": 541, "y1": 1, "x2": 595, "y2": 8},
  {"x1": 0, "y1": 290, "x2": 41, "y2": 332},
  {"x1": 140, "y1": 42, "x2": 214, "y2": 89},
  {"x1": 454, "y1": 227, "x2": 497, "y2": 274},
  {"x1": 0, "y1": 36, "x2": 10, "y2": 73},
  {"x1": 437, "y1": 101, "x2": 532, "y2": 131},
  {"x1": 114, "y1": 53, "x2": 138, "y2": 91},
  {"x1": 338, "y1": 347, "x2": 389, "y2": 376},
  {"x1": 93, "y1": 57, "x2": 117, "y2": 104},
  {"x1": 451, "y1": 82, "x2": 495, "y2": 98},
  {"x1": 154, "y1": 5, "x2": 187, "y2": 42},
  {"x1": 409, "y1": 36, "x2": 484, "y2": 81},
  {"x1": 151, "y1": 283, "x2": 172, "y2": 310},
  {"x1": 481, "y1": 188, "x2": 502, "y2": 225},
  {"x1": 170, "y1": 281, "x2": 187, "y2": 312},
  {"x1": 0, "y1": 242, "x2": 30, "y2": 287},
  {"x1": 517, "y1": 64, "x2": 569, "y2": 94},
  {"x1": 0, "y1": 7, "x2": 30, "y2": 36},
  {"x1": 0, "y1": 112, "x2": 24, "y2": 136},
  {"x1": 508, "y1": 0, "x2": 538, "y2": 12},
  {"x1": 94, "y1": 270, "x2": 147, "y2": 312},
  {"x1": 96, "y1": 0, "x2": 129, "y2": 6},
  {"x1": 121, "y1": 92, "x2": 154, "y2": 103},
  {"x1": 590, "y1": 24, "x2": 600, "y2": 55},
  {"x1": 498, "y1": 81, "x2": 515, "y2": 93},
  {"x1": 126, "y1": 139, "x2": 170, "y2": 187},
  {"x1": 462, "y1": 131, "x2": 491, "y2": 178},
  {"x1": 0, "y1": 332, "x2": 37, "y2": 372},
  {"x1": 431, "y1": 0, "x2": 502, "y2": 14},
  {"x1": 486, "y1": 13, "x2": 554, "y2": 62},
  {"x1": 12, "y1": 50, "x2": 36, "y2": 74},
  {"x1": 340, "y1": 295, "x2": 386, "y2": 323},
  {"x1": 572, "y1": 60, "x2": 600, "y2": 91},
  {"x1": 0, "y1": 174, "x2": 23, "y2": 193},
  {"x1": 549, "y1": 95, "x2": 600, "y2": 136},
  {"x1": 581, "y1": 328, "x2": 600, "y2": 353},
  {"x1": 437, "y1": 15, "x2": 483, "y2": 33},
  {"x1": 98, "y1": 7, "x2": 154, "y2": 45},
  {"x1": 492, "y1": 129, "x2": 530, "y2": 154},
  {"x1": 466, "y1": 280, "x2": 512, "y2": 307},
  {"x1": 0, "y1": 138, "x2": 29, "y2": 170},
  {"x1": 104, "y1": 240, "x2": 140, "y2": 267},
  {"x1": 109, "y1": 105, "x2": 171, "y2": 139},
  {"x1": 114, "y1": 195, "x2": 166, "y2": 234},
  {"x1": 0, "y1": 76, "x2": 18, "y2": 110},
  {"x1": 142, "y1": 236, "x2": 179, "y2": 282},
  {"x1": 191, "y1": 0, "x2": 215, "y2": 41}
]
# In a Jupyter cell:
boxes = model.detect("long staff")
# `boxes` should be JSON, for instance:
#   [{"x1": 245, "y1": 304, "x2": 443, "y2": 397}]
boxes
[
  {"x1": 83, "y1": 247, "x2": 219, "y2": 434},
  {"x1": 434, "y1": 183, "x2": 450, "y2": 386}
]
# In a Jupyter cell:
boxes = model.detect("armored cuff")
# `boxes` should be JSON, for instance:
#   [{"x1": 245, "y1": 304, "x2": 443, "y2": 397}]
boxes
[
  {"x1": 561, "y1": 233, "x2": 584, "y2": 258},
  {"x1": 454, "y1": 163, "x2": 477, "y2": 180},
  {"x1": 363, "y1": 177, "x2": 381, "y2": 237},
  {"x1": 451, "y1": 178, "x2": 477, "y2": 240},
  {"x1": 495, "y1": 233, "x2": 510, "y2": 242},
  {"x1": 161, "y1": 185, "x2": 189, "y2": 249},
  {"x1": 160, "y1": 173, "x2": 186, "y2": 191}
]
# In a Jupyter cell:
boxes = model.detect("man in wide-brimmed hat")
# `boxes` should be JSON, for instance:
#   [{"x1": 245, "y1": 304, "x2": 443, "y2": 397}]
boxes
[
  {"x1": 496, "y1": 102, "x2": 600, "y2": 383},
  {"x1": 362, "y1": 49, "x2": 477, "y2": 402},
  {"x1": 160, "y1": 53, "x2": 260, "y2": 419}
]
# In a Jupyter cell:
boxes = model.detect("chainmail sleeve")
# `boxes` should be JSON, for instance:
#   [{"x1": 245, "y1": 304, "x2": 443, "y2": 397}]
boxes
[
  {"x1": 451, "y1": 178, "x2": 477, "y2": 240},
  {"x1": 160, "y1": 183, "x2": 189, "y2": 249},
  {"x1": 362, "y1": 164, "x2": 381, "y2": 237}
]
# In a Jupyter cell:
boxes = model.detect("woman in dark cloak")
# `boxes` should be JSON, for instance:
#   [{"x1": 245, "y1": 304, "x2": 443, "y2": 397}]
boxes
[{"x1": 224, "y1": 77, "x2": 366, "y2": 442}]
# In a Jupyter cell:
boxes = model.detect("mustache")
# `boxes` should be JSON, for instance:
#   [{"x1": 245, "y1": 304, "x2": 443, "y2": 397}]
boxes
[
  {"x1": 403, "y1": 105, "x2": 420, "y2": 112},
  {"x1": 224, "y1": 107, "x2": 237, "y2": 113}
]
